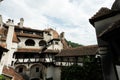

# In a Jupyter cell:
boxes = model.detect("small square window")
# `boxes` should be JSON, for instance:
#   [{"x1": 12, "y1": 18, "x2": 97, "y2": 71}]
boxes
[
  {"x1": 19, "y1": 68, "x2": 23, "y2": 73},
  {"x1": 36, "y1": 67, "x2": 39, "y2": 72},
  {"x1": 55, "y1": 42, "x2": 58, "y2": 45}
]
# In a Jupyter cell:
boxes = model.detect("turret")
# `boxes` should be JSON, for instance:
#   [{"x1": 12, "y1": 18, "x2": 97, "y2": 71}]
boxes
[
  {"x1": 60, "y1": 32, "x2": 64, "y2": 39},
  {"x1": 5, "y1": 19, "x2": 15, "y2": 66},
  {"x1": 18, "y1": 18, "x2": 24, "y2": 27}
]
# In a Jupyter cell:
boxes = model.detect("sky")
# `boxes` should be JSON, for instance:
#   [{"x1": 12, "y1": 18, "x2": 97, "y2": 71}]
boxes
[{"x1": 0, "y1": 0, "x2": 115, "y2": 45}]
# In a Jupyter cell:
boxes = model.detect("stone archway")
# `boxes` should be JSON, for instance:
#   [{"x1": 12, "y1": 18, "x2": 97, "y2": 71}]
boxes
[
  {"x1": 30, "y1": 64, "x2": 46, "y2": 80},
  {"x1": 15, "y1": 65, "x2": 29, "y2": 80},
  {"x1": 15, "y1": 65, "x2": 27, "y2": 73}
]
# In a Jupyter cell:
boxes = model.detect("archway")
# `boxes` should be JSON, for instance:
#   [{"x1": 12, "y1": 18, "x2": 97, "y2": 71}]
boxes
[
  {"x1": 30, "y1": 64, "x2": 46, "y2": 80},
  {"x1": 15, "y1": 65, "x2": 27, "y2": 73},
  {"x1": 15, "y1": 65, "x2": 29, "y2": 80}
]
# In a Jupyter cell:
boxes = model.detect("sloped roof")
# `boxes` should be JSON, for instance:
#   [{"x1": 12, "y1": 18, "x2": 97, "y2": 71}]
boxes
[
  {"x1": 90, "y1": 7, "x2": 111, "y2": 20},
  {"x1": 16, "y1": 48, "x2": 41, "y2": 53},
  {"x1": 61, "y1": 39, "x2": 69, "y2": 49},
  {"x1": 13, "y1": 32, "x2": 19, "y2": 43},
  {"x1": 98, "y1": 20, "x2": 120, "y2": 38},
  {"x1": 16, "y1": 33, "x2": 43, "y2": 39},
  {"x1": 0, "y1": 27, "x2": 19, "y2": 43},
  {"x1": 0, "y1": 44, "x2": 8, "y2": 52},
  {"x1": 0, "y1": 43, "x2": 7, "y2": 48},
  {"x1": 43, "y1": 49, "x2": 59, "y2": 54},
  {"x1": 15, "y1": 48, "x2": 59, "y2": 54},
  {"x1": 44, "y1": 28, "x2": 59, "y2": 39},
  {"x1": 2, "y1": 66, "x2": 24, "y2": 80},
  {"x1": 56, "y1": 45, "x2": 98, "y2": 57},
  {"x1": 15, "y1": 25, "x2": 44, "y2": 32},
  {"x1": 0, "y1": 27, "x2": 7, "y2": 35},
  {"x1": 89, "y1": 7, "x2": 120, "y2": 25}
]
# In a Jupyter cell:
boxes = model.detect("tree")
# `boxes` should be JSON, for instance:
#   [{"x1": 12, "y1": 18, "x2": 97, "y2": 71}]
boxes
[
  {"x1": 0, "y1": 75, "x2": 5, "y2": 80},
  {"x1": 67, "y1": 40, "x2": 83, "y2": 48},
  {"x1": 61, "y1": 57, "x2": 103, "y2": 80}
]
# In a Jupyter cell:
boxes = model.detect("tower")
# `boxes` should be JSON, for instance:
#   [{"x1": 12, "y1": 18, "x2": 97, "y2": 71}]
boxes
[{"x1": 5, "y1": 19, "x2": 15, "y2": 66}]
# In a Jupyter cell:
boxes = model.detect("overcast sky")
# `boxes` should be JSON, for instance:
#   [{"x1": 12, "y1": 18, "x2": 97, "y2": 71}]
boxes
[{"x1": 0, "y1": 0, "x2": 115, "y2": 45}]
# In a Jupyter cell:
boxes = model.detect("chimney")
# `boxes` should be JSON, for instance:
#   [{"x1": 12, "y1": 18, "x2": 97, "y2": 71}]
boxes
[
  {"x1": 19, "y1": 18, "x2": 24, "y2": 27},
  {"x1": 0, "y1": 15, "x2": 3, "y2": 27},
  {"x1": 60, "y1": 32, "x2": 65, "y2": 39}
]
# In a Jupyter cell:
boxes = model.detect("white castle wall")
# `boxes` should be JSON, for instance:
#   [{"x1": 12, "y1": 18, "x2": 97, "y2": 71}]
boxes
[
  {"x1": 46, "y1": 66, "x2": 61, "y2": 80},
  {"x1": 18, "y1": 37, "x2": 43, "y2": 49}
]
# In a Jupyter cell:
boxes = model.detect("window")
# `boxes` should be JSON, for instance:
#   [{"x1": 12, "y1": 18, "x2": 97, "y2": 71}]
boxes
[
  {"x1": 35, "y1": 32, "x2": 43, "y2": 36},
  {"x1": 36, "y1": 67, "x2": 39, "y2": 72},
  {"x1": 46, "y1": 77, "x2": 53, "y2": 80},
  {"x1": 39, "y1": 40, "x2": 47, "y2": 46},
  {"x1": 23, "y1": 30, "x2": 33, "y2": 34},
  {"x1": 15, "y1": 30, "x2": 21, "y2": 33},
  {"x1": 19, "y1": 68, "x2": 23, "y2": 73},
  {"x1": 55, "y1": 41, "x2": 59, "y2": 45},
  {"x1": 11, "y1": 61, "x2": 14, "y2": 66},
  {"x1": 25, "y1": 39, "x2": 35, "y2": 46}
]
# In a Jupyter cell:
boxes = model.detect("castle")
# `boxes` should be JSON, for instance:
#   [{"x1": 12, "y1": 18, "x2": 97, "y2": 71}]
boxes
[{"x1": 0, "y1": 15, "x2": 98, "y2": 80}]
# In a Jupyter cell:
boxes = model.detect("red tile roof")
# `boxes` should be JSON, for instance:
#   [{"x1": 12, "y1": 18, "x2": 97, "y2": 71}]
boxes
[
  {"x1": 56, "y1": 45, "x2": 98, "y2": 57},
  {"x1": 13, "y1": 32, "x2": 19, "y2": 43},
  {"x1": 0, "y1": 43, "x2": 7, "y2": 48},
  {"x1": 61, "y1": 39, "x2": 69, "y2": 49},
  {"x1": 44, "y1": 28, "x2": 59, "y2": 39},
  {"x1": 0, "y1": 44, "x2": 8, "y2": 52},
  {"x1": 2, "y1": 66, "x2": 24, "y2": 80},
  {"x1": 44, "y1": 49, "x2": 59, "y2": 53},
  {"x1": 16, "y1": 33, "x2": 43, "y2": 39},
  {"x1": 14, "y1": 26, "x2": 44, "y2": 32},
  {"x1": 0, "y1": 27, "x2": 19, "y2": 43},
  {"x1": 16, "y1": 48, "x2": 41, "y2": 53},
  {"x1": 16, "y1": 48, "x2": 59, "y2": 53}
]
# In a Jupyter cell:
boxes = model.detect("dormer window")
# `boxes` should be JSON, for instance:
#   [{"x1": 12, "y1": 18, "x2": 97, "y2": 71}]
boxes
[{"x1": 25, "y1": 39, "x2": 35, "y2": 46}]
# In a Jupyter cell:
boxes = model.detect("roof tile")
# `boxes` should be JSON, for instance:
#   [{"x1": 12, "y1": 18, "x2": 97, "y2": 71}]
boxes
[
  {"x1": 2, "y1": 66, "x2": 24, "y2": 80},
  {"x1": 56, "y1": 45, "x2": 98, "y2": 57}
]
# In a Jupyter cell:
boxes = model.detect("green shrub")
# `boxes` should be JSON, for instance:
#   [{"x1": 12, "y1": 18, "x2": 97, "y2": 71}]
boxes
[
  {"x1": 0, "y1": 75, "x2": 5, "y2": 80},
  {"x1": 61, "y1": 58, "x2": 103, "y2": 80}
]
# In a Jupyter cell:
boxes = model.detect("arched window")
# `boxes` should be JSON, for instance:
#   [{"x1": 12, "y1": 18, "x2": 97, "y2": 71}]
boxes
[
  {"x1": 25, "y1": 39, "x2": 35, "y2": 46},
  {"x1": 39, "y1": 40, "x2": 47, "y2": 46},
  {"x1": 15, "y1": 65, "x2": 27, "y2": 73}
]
